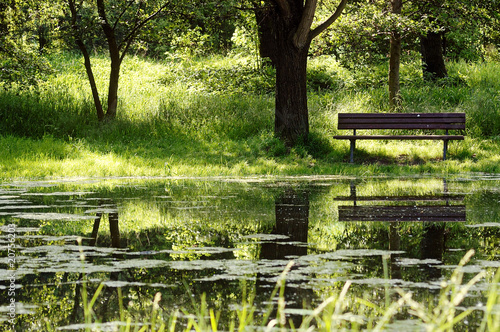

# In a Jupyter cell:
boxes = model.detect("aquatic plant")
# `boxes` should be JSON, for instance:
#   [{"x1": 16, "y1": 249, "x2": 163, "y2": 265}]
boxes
[{"x1": 59, "y1": 250, "x2": 498, "y2": 332}]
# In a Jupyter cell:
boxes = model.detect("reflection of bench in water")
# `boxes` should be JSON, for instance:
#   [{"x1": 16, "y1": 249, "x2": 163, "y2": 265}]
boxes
[
  {"x1": 338, "y1": 205, "x2": 465, "y2": 222},
  {"x1": 335, "y1": 182, "x2": 466, "y2": 222}
]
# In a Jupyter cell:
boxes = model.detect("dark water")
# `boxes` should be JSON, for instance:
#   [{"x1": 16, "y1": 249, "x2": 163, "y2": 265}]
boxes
[{"x1": 1, "y1": 175, "x2": 499, "y2": 330}]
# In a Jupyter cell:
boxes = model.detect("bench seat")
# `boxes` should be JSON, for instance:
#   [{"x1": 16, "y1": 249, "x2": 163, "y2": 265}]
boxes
[{"x1": 333, "y1": 113, "x2": 466, "y2": 163}]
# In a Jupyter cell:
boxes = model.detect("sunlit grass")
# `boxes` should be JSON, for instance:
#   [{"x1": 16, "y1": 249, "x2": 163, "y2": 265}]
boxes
[
  {"x1": 2, "y1": 135, "x2": 499, "y2": 180},
  {"x1": 1, "y1": 53, "x2": 500, "y2": 180}
]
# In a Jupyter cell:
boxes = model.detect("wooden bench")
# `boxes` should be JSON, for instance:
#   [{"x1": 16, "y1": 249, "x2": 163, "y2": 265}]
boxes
[{"x1": 333, "y1": 113, "x2": 466, "y2": 163}]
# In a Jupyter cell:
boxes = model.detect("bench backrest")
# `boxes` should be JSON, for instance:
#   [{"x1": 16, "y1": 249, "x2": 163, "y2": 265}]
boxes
[{"x1": 338, "y1": 113, "x2": 466, "y2": 130}]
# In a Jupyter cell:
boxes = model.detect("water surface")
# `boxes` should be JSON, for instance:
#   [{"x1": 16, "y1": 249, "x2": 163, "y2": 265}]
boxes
[{"x1": 1, "y1": 175, "x2": 499, "y2": 330}]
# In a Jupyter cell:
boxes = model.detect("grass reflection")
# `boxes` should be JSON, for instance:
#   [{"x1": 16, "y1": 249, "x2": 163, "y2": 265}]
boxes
[{"x1": 66, "y1": 252, "x2": 499, "y2": 332}]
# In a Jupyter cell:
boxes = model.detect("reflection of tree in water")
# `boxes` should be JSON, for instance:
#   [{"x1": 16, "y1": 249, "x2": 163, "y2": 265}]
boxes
[
  {"x1": 420, "y1": 222, "x2": 446, "y2": 279},
  {"x1": 388, "y1": 221, "x2": 446, "y2": 282},
  {"x1": 389, "y1": 222, "x2": 402, "y2": 279},
  {"x1": 258, "y1": 188, "x2": 316, "y2": 327},
  {"x1": 87, "y1": 200, "x2": 121, "y2": 248},
  {"x1": 71, "y1": 200, "x2": 241, "y2": 327},
  {"x1": 261, "y1": 189, "x2": 309, "y2": 259},
  {"x1": 72, "y1": 200, "x2": 122, "y2": 323},
  {"x1": 419, "y1": 180, "x2": 452, "y2": 281}
]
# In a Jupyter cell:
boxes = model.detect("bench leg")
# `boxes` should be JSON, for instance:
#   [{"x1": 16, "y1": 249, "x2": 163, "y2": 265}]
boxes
[
  {"x1": 443, "y1": 140, "x2": 448, "y2": 161},
  {"x1": 350, "y1": 139, "x2": 356, "y2": 163}
]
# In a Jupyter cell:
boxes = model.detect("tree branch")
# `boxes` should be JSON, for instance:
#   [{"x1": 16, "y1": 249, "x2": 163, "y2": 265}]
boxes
[
  {"x1": 310, "y1": 0, "x2": 348, "y2": 40},
  {"x1": 293, "y1": 0, "x2": 317, "y2": 48},
  {"x1": 113, "y1": 0, "x2": 136, "y2": 30},
  {"x1": 96, "y1": 0, "x2": 113, "y2": 39},
  {"x1": 119, "y1": 2, "x2": 170, "y2": 63}
]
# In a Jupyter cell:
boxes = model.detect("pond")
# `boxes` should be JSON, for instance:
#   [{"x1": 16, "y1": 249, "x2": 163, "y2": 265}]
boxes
[{"x1": 1, "y1": 175, "x2": 499, "y2": 331}]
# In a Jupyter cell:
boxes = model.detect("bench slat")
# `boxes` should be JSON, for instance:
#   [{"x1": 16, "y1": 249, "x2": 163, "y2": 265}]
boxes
[
  {"x1": 338, "y1": 124, "x2": 465, "y2": 130},
  {"x1": 334, "y1": 194, "x2": 465, "y2": 201},
  {"x1": 338, "y1": 113, "x2": 465, "y2": 130},
  {"x1": 339, "y1": 117, "x2": 465, "y2": 124},
  {"x1": 338, "y1": 113, "x2": 465, "y2": 119},
  {"x1": 333, "y1": 135, "x2": 464, "y2": 140}
]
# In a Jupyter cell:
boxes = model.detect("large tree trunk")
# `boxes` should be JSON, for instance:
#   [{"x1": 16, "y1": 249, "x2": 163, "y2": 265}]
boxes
[
  {"x1": 256, "y1": 0, "x2": 347, "y2": 146},
  {"x1": 420, "y1": 31, "x2": 448, "y2": 81},
  {"x1": 269, "y1": 1, "x2": 311, "y2": 146},
  {"x1": 274, "y1": 44, "x2": 310, "y2": 145}
]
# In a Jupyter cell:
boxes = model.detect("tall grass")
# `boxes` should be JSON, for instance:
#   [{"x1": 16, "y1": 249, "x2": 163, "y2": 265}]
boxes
[
  {"x1": 1, "y1": 53, "x2": 500, "y2": 179},
  {"x1": 58, "y1": 250, "x2": 499, "y2": 332},
  {"x1": 3, "y1": 53, "x2": 500, "y2": 141}
]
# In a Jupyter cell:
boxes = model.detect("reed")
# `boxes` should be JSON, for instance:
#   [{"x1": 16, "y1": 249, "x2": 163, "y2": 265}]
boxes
[{"x1": 65, "y1": 251, "x2": 498, "y2": 332}]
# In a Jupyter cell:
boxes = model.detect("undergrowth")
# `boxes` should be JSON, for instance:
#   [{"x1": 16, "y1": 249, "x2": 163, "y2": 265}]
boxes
[{"x1": 1, "y1": 53, "x2": 500, "y2": 179}]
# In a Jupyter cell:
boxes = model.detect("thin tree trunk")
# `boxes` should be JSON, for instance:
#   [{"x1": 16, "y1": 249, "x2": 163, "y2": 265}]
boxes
[
  {"x1": 106, "y1": 59, "x2": 120, "y2": 120},
  {"x1": 97, "y1": 0, "x2": 121, "y2": 120},
  {"x1": 77, "y1": 41, "x2": 105, "y2": 121},
  {"x1": 68, "y1": 0, "x2": 105, "y2": 121},
  {"x1": 389, "y1": 0, "x2": 402, "y2": 110}
]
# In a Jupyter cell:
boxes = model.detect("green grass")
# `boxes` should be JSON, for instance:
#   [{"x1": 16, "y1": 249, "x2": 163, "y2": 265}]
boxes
[
  {"x1": 1, "y1": 53, "x2": 500, "y2": 180},
  {"x1": 50, "y1": 250, "x2": 500, "y2": 332}
]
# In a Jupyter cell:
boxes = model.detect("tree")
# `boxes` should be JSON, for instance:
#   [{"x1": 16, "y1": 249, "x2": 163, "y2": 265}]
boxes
[
  {"x1": 412, "y1": 1, "x2": 449, "y2": 81},
  {"x1": 0, "y1": 0, "x2": 52, "y2": 86},
  {"x1": 420, "y1": 31, "x2": 447, "y2": 80},
  {"x1": 66, "y1": 0, "x2": 169, "y2": 121},
  {"x1": 411, "y1": 0, "x2": 497, "y2": 80},
  {"x1": 255, "y1": 0, "x2": 347, "y2": 146},
  {"x1": 388, "y1": 0, "x2": 402, "y2": 109}
]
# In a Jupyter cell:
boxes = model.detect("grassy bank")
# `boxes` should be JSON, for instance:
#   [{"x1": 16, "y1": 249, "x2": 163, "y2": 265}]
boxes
[{"x1": 1, "y1": 53, "x2": 500, "y2": 180}]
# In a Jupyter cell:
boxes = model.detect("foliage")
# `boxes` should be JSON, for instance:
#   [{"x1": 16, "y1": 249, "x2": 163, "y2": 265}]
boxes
[
  {"x1": 159, "y1": 56, "x2": 275, "y2": 95},
  {"x1": 0, "y1": 0, "x2": 55, "y2": 87},
  {"x1": 130, "y1": 0, "x2": 241, "y2": 58},
  {"x1": 312, "y1": 0, "x2": 500, "y2": 66}
]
